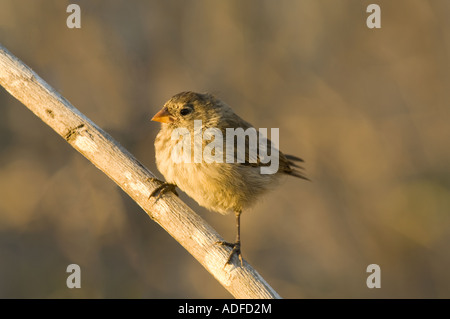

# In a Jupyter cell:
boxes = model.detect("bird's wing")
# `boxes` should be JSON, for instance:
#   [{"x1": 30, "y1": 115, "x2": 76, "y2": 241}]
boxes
[{"x1": 221, "y1": 115, "x2": 309, "y2": 180}]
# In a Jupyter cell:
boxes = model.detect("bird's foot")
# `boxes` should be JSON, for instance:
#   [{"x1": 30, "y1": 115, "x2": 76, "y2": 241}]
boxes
[
  {"x1": 147, "y1": 178, "x2": 178, "y2": 201},
  {"x1": 216, "y1": 240, "x2": 243, "y2": 267}
]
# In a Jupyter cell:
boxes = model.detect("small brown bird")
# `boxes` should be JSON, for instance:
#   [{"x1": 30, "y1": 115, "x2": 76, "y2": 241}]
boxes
[{"x1": 151, "y1": 91, "x2": 308, "y2": 266}]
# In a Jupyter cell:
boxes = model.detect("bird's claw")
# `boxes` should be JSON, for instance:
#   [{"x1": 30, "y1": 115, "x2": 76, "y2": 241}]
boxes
[
  {"x1": 216, "y1": 240, "x2": 243, "y2": 267},
  {"x1": 147, "y1": 178, "x2": 178, "y2": 201}
]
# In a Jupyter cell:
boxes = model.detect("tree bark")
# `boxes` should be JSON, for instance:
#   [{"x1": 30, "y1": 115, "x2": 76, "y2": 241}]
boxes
[{"x1": 0, "y1": 43, "x2": 281, "y2": 299}]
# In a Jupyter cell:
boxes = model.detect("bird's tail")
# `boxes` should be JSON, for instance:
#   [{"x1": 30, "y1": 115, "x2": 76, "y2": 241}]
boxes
[{"x1": 284, "y1": 154, "x2": 311, "y2": 181}]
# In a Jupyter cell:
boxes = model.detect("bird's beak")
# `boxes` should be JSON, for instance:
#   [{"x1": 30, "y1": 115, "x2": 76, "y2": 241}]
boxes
[{"x1": 151, "y1": 107, "x2": 174, "y2": 123}]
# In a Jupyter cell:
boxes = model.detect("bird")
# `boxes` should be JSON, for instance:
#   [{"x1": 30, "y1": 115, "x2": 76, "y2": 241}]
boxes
[{"x1": 150, "y1": 91, "x2": 308, "y2": 266}]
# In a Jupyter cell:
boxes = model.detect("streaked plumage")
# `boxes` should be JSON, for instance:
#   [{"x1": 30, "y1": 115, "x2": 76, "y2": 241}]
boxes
[{"x1": 151, "y1": 91, "x2": 308, "y2": 265}]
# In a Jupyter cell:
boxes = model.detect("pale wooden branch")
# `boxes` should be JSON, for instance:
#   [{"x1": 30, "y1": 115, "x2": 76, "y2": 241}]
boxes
[{"x1": 0, "y1": 43, "x2": 281, "y2": 299}]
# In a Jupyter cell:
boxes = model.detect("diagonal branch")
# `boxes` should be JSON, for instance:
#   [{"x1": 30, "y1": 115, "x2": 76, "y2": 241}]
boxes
[{"x1": 0, "y1": 43, "x2": 281, "y2": 299}]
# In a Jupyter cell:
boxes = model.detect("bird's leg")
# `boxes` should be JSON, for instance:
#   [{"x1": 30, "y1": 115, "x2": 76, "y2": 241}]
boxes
[
  {"x1": 216, "y1": 210, "x2": 243, "y2": 267},
  {"x1": 147, "y1": 177, "x2": 178, "y2": 201}
]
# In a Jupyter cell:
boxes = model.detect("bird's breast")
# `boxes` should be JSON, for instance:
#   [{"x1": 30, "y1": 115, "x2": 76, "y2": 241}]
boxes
[{"x1": 154, "y1": 128, "x2": 278, "y2": 214}]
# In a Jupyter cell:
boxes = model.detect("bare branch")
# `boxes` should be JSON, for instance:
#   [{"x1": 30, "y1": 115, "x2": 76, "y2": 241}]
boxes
[{"x1": 0, "y1": 43, "x2": 281, "y2": 299}]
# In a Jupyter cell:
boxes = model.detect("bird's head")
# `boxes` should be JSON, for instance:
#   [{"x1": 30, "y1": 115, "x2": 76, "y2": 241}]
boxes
[{"x1": 151, "y1": 91, "x2": 231, "y2": 130}]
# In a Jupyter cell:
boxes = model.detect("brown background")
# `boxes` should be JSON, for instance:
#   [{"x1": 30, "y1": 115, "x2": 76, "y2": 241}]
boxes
[{"x1": 0, "y1": 0, "x2": 449, "y2": 298}]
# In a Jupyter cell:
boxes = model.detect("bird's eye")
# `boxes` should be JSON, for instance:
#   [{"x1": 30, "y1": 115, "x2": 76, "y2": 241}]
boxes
[{"x1": 179, "y1": 107, "x2": 192, "y2": 116}]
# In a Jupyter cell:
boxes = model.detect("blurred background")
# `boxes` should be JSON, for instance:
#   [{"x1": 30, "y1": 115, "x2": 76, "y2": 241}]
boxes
[{"x1": 0, "y1": 0, "x2": 449, "y2": 298}]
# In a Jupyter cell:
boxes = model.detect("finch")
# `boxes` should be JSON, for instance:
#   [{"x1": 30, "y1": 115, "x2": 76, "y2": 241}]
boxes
[{"x1": 151, "y1": 91, "x2": 308, "y2": 265}]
